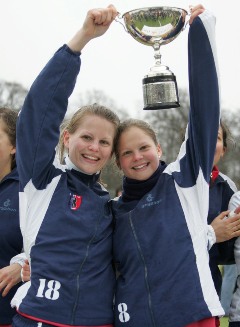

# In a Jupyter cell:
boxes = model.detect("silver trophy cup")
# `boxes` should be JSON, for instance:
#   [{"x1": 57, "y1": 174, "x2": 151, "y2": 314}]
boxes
[{"x1": 118, "y1": 7, "x2": 188, "y2": 110}]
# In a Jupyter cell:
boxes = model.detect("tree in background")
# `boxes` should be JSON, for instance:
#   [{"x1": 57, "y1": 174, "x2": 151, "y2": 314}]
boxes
[
  {"x1": 0, "y1": 81, "x2": 239, "y2": 191},
  {"x1": 144, "y1": 88, "x2": 240, "y2": 189},
  {"x1": 0, "y1": 80, "x2": 28, "y2": 111},
  {"x1": 67, "y1": 88, "x2": 129, "y2": 121}
]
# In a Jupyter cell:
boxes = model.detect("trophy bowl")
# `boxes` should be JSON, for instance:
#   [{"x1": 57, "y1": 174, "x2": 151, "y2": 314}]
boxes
[
  {"x1": 120, "y1": 7, "x2": 188, "y2": 110},
  {"x1": 122, "y1": 7, "x2": 187, "y2": 47}
]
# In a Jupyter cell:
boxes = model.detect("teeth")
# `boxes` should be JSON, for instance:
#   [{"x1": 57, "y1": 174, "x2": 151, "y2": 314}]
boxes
[
  {"x1": 83, "y1": 155, "x2": 98, "y2": 161},
  {"x1": 134, "y1": 164, "x2": 146, "y2": 169}
]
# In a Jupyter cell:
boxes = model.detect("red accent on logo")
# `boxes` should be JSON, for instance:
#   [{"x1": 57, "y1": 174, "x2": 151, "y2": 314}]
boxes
[{"x1": 70, "y1": 194, "x2": 82, "y2": 210}]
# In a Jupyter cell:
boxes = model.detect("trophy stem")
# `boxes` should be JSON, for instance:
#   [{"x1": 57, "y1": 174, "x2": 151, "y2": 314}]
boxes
[{"x1": 153, "y1": 42, "x2": 162, "y2": 66}]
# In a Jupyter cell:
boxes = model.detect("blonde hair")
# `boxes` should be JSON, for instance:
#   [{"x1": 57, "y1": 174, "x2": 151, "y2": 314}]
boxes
[{"x1": 58, "y1": 104, "x2": 120, "y2": 163}]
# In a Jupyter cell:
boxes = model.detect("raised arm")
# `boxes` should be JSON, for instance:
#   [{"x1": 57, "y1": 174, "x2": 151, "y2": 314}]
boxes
[
  {"x1": 17, "y1": 5, "x2": 117, "y2": 189},
  {"x1": 187, "y1": 8, "x2": 220, "y2": 182}
]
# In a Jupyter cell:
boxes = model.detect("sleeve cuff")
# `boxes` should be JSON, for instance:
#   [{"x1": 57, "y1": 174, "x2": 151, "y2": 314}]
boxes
[
  {"x1": 207, "y1": 224, "x2": 216, "y2": 250},
  {"x1": 10, "y1": 252, "x2": 27, "y2": 267}
]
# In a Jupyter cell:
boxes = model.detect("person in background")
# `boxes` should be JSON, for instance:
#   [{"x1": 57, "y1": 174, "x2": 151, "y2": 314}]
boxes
[
  {"x1": 207, "y1": 120, "x2": 238, "y2": 314},
  {"x1": 11, "y1": 5, "x2": 120, "y2": 327},
  {"x1": 111, "y1": 5, "x2": 237, "y2": 327},
  {"x1": 226, "y1": 191, "x2": 240, "y2": 327},
  {"x1": 221, "y1": 264, "x2": 238, "y2": 316},
  {"x1": 0, "y1": 107, "x2": 24, "y2": 326}
]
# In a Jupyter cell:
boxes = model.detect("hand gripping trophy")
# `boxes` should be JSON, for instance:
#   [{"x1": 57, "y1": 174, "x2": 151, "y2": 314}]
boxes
[{"x1": 117, "y1": 7, "x2": 188, "y2": 110}]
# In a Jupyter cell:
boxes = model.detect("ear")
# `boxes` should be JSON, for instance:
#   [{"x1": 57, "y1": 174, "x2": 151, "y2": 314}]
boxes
[
  {"x1": 63, "y1": 130, "x2": 70, "y2": 149},
  {"x1": 157, "y1": 144, "x2": 162, "y2": 159},
  {"x1": 221, "y1": 146, "x2": 226, "y2": 157},
  {"x1": 10, "y1": 146, "x2": 16, "y2": 155}
]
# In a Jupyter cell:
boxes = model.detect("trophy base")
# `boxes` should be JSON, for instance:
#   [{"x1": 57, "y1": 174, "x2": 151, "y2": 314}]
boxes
[
  {"x1": 142, "y1": 74, "x2": 180, "y2": 110},
  {"x1": 143, "y1": 102, "x2": 180, "y2": 110}
]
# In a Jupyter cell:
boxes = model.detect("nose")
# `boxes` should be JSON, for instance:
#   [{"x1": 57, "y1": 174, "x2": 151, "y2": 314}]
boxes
[
  {"x1": 133, "y1": 151, "x2": 143, "y2": 161},
  {"x1": 88, "y1": 140, "x2": 99, "y2": 152}
]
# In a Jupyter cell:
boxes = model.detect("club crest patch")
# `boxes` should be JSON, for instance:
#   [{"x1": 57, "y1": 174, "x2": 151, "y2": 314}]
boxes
[{"x1": 69, "y1": 193, "x2": 82, "y2": 210}]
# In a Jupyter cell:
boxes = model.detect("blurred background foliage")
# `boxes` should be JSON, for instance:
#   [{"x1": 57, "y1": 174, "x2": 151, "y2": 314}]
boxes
[{"x1": 1, "y1": 80, "x2": 239, "y2": 196}]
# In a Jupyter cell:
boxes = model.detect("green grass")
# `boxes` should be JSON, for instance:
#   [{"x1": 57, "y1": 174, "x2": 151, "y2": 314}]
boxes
[
  {"x1": 220, "y1": 317, "x2": 229, "y2": 327},
  {"x1": 130, "y1": 14, "x2": 178, "y2": 30}
]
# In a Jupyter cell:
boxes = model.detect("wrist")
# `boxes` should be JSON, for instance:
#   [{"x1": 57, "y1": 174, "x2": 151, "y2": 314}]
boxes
[{"x1": 67, "y1": 28, "x2": 92, "y2": 52}]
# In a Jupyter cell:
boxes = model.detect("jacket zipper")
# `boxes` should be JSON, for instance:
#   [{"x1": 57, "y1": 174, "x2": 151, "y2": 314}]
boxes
[{"x1": 129, "y1": 213, "x2": 156, "y2": 327}]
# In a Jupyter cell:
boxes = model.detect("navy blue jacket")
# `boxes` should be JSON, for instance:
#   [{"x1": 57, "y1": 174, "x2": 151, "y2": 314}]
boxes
[
  {"x1": 208, "y1": 171, "x2": 237, "y2": 295},
  {"x1": 0, "y1": 167, "x2": 23, "y2": 324},
  {"x1": 112, "y1": 12, "x2": 224, "y2": 327},
  {"x1": 13, "y1": 45, "x2": 115, "y2": 326}
]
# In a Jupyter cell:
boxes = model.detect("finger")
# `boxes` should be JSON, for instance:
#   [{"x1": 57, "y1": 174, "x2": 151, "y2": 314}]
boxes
[
  {"x1": 102, "y1": 9, "x2": 114, "y2": 26},
  {"x1": 0, "y1": 280, "x2": 7, "y2": 293},
  {"x1": 2, "y1": 283, "x2": 12, "y2": 297},
  {"x1": 189, "y1": 5, "x2": 205, "y2": 24},
  {"x1": 88, "y1": 9, "x2": 105, "y2": 26},
  {"x1": 93, "y1": 7, "x2": 117, "y2": 26},
  {"x1": 107, "y1": 4, "x2": 118, "y2": 22},
  {"x1": 22, "y1": 267, "x2": 31, "y2": 282},
  {"x1": 227, "y1": 214, "x2": 240, "y2": 225},
  {"x1": 231, "y1": 224, "x2": 240, "y2": 232},
  {"x1": 20, "y1": 267, "x2": 24, "y2": 282},
  {"x1": 107, "y1": 4, "x2": 117, "y2": 11},
  {"x1": 23, "y1": 262, "x2": 30, "y2": 272},
  {"x1": 102, "y1": 8, "x2": 118, "y2": 26},
  {"x1": 22, "y1": 272, "x2": 30, "y2": 282},
  {"x1": 90, "y1": 9, "x2": 103, "y2": 25},
  {"x1": 223, "y1": 210, "x2": 230, "y2": 218},
  {"x1": 218, "y1": 210, "x2": 230, "y2": 220},
  {"x1": 0, "y1": 270, "x2": 6, "y2": 280},
  {"x1": 233, "y1": 231, "x2": 240, "y2": 237},
  {"x1": 190, "y1": 4, "x2": 205, "y2": 12},
  {"x1": 92, "y1": 8, "x2": 110, "y2": 25},
  {"x1": 189, "y1": 10, "x2": 204, "y2": 24}
]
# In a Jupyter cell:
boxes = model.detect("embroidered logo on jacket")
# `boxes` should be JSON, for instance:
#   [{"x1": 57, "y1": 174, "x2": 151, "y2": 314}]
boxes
[
  {"x1": 142, "y1": 193, "x2": 162, "y2": 209},
  {"x1": 0, "y1": 198, "x2": 17, "y2": 212},
  {"x1": 69, "y1": 193, "x2": 82, "y2": 210}
]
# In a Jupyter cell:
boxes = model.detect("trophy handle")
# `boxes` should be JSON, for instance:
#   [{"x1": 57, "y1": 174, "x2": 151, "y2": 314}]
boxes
[
  {"x1": 182, "y1": 9, "x2": 192, "y2": 30},
  {"x1": 115, "y1": 13, "x2": 128, "y2": 33}
]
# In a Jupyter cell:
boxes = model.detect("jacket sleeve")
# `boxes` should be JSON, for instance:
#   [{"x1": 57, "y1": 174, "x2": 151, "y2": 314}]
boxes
[
  {"x1": 16, "y1": 45, "x2": 80, "y2": 190},
  {"x1": 173, "y1": 10, "x2": 220, "y2": 187},
  {"x1": 10, "y1": 252, "x2": 27, "y2": 267}
]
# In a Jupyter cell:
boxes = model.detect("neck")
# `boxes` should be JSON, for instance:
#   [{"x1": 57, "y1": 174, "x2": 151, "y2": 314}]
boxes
[
  {"x1": 122, "y1": 161, "x2": 166, "y2": 202},
  {"x1": 0, "y1": 162, "x2": 11, "y2": 182},
  {"x1": 65, "y1": 156, "x2": 99, "y2": 175}
]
